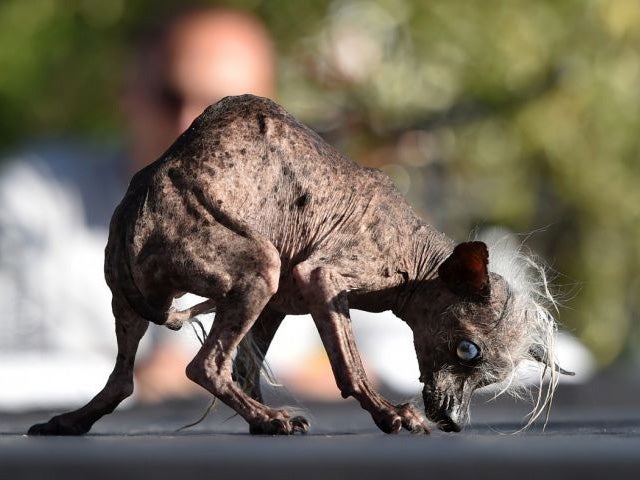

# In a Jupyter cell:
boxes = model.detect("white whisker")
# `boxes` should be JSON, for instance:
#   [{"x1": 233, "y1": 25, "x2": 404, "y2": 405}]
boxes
[{"x1": 479, "y1": 229, "x2": 562, "y2": 431}]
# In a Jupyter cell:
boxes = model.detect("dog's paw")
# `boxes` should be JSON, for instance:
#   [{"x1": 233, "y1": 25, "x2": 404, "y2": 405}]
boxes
[
  {"x1": 28, "y1": 416, "x2": 89, "y2": 436},
  {"x1": 371, "y1": 403, "x2": 430, "y2": 435},
  {"x1": 249, "y1": 412, "x2": 310, "y2": 435},
  {"x1": 396, "y1": 403, "x2": 430, "y2": 434}
]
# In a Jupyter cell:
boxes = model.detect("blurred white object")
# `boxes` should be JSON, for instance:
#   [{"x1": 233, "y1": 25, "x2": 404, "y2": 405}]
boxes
[
  {"x1": 264, "y1": 315, "x2": 323, "y2": 379},
  {"x1": 0, "y1": 353, "x2": 114, "y2": 411},
  {"x1": 351, "y1": 310, "x2": 421, "y2": 394},
  {"x1": 265, "y1": 310, "x2": 422, "y2": 397},
  {"x1": 0, "y1": 155, "x2": 120, "y2": 410}
]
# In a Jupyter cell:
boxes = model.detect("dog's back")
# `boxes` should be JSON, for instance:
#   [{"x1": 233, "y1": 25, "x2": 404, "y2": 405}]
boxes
[{"x1": 105, "y1": 94, "x2": 423, "y2": 323}]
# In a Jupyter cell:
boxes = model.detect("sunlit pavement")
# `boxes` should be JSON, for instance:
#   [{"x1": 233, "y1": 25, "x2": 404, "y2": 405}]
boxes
[{"x1": 1, "y1": 372, "x2": 639, "y2": 480}]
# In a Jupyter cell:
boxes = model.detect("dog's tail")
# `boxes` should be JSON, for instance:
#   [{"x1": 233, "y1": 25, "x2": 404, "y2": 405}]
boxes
[{"x1": 106, "y1": 199, "x2": 169, "y2": 328}]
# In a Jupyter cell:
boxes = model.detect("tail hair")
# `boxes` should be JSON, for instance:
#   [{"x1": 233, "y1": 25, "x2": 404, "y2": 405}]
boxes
[{"x1": 235, "y1": 331, "x2": 281, "y2": 395}]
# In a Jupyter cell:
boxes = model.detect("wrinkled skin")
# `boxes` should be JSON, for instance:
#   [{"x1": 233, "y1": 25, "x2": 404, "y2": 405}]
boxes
[{"x1": 29, "y1": 95, "x2": 530, "y2": 437}]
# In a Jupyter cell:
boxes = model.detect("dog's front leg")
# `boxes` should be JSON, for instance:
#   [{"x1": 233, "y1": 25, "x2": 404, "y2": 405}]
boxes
[{"x1": 294, "y1": 262, "x2": 429, "y2": 434}]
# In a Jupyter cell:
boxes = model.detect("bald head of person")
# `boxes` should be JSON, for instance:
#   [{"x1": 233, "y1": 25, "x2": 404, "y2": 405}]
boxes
[{"x1": 122, "y1": 7, "x2": 276, "y2": 171}]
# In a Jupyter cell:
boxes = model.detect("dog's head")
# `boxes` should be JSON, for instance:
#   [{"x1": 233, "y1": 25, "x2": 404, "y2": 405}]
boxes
[{"x1": 402, "y1": 241, "x2": 571, "y2": 432}]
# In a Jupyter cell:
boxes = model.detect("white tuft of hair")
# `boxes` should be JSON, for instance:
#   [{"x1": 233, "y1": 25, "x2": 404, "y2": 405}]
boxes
[{"x1": 477, "y1": 227, "x2": 561, "y2": 431}]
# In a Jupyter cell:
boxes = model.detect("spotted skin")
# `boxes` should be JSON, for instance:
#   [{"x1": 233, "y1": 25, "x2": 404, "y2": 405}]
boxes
[{"x1": 29, "y1": 95, "x2": 525, "y2": 436}]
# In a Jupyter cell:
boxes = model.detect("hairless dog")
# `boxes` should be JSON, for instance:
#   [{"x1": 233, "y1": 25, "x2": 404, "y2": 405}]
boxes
[{"x1": 29, "y1": 95, "x2": 572, "y2": 436}]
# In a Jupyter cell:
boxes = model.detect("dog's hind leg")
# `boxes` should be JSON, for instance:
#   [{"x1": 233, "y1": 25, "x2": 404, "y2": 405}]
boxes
[
  {"x1": 185, "y1": 263, "x2": 308, "y2": 435},
  {"x1": 28, "y1": 299, "x2": 148, "y2": 436},
  {"x1": 233, "y1": 307, "x2": 285, "y2": 403}
]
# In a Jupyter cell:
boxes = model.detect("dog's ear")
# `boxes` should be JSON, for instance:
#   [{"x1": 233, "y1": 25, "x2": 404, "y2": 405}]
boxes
[{"x1": 438, "y1": 241, "x2": 490, "y2": 300}]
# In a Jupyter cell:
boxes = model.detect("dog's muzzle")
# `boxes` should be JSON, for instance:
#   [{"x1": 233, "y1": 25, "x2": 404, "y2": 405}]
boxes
[{"x1": 423, "y1": 389, "x2": 467, "y2": 433}]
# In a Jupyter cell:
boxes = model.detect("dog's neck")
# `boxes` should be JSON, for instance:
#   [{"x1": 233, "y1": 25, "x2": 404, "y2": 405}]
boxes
[
  {"x1": 348, "y1": 225, "x2": 453, "y2": 315},
  {"x1": 406, "y1": 225, "x2": 454, "y2": 282}
]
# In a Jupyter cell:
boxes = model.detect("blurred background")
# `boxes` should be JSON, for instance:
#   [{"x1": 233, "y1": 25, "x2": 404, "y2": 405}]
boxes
[{"x1": 0, "y1": 0, "x2": 638, "y2": 418}]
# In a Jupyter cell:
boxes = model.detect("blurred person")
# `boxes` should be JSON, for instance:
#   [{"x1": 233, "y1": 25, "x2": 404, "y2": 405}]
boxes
[
  {"x1": 122, "y1": 6, "x2": 275, "y2": 174},
  {"x1": 0, "y1": 5, "x2": 278, "y2": 408}
]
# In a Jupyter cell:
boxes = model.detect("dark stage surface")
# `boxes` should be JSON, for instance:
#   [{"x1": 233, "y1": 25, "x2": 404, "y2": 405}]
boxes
[{"x1": 1, "y1": 372, "x2": 639, "y2": 480}]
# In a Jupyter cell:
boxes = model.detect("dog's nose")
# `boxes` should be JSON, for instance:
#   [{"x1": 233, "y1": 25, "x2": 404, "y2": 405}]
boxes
[{"x1": 437, "y1": 411, "x2": 462, "y2": 432}]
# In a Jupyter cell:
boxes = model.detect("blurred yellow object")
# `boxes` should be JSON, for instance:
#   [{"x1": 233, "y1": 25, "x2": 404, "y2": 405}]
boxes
[{"x1": 280, "y1": 349, "x2": 343, "y2": 401}]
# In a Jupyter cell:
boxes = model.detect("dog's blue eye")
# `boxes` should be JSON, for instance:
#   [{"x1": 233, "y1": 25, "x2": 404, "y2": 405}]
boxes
[{"x1": 456, "y1": 340, "x2": 480, "y2": 361}]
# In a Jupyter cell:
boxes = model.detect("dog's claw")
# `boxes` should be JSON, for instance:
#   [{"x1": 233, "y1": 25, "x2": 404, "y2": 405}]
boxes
[
  {"x1": 409, "y1": 422, "x2": 429, "y2": 434},
  {"x1": 373, "y1": 403, "x2": 429, "y2": 435},
  {"x1": 375, "y1": 413, "x2": 402, "y2": 434},
  {"x1": 397, "y1": 403, "x2": 430, "y2": 435},
  {"x1": 249, "y1": 413, "x2": 310, "y2": 435},
  {"x1": 269, "y1": 418, "x2": 289, "y2": 434},
  {"x1": 291, "y1": 415, "x2": 310, "y2": 434}
]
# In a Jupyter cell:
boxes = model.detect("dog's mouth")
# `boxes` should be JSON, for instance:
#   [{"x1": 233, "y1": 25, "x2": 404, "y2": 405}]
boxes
[{"x1": 423, "y1": 391, "x2": 468, "y2": 433}]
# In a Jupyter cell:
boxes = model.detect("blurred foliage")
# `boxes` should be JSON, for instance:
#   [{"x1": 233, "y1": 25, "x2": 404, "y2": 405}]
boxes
[{"x1": 1, "y1": 0, "x2": 639, "y2": 366}]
